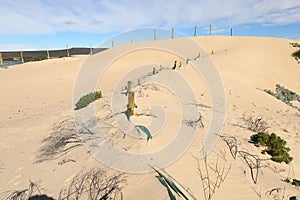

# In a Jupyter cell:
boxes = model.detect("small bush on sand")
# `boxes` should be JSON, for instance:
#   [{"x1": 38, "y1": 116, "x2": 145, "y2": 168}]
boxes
[
  {"x1": 250, "y1": 132, "x2": 293, "y2": 164},
  {"x1": 292, "y1": 179, "x2": 300, "y2": 186},
  {"x1": 242, "y1": 114, "x2": 269, "y2": 132},
  {"x1": 75, "y1": 91, "x2": 102, "y2": 110}
]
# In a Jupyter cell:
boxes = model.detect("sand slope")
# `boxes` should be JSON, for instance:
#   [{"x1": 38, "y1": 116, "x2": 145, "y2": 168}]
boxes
[{"x1": 0, "y1": 37, "x2": 300, "y2": 199}]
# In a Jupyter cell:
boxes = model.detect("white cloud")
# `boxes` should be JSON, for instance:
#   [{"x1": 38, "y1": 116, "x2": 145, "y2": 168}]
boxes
[{"x1": 0, "y1": 0, "x2": 299, "y2": 35}]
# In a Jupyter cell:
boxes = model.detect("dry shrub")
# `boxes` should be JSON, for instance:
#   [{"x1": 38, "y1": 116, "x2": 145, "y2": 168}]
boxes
[
  {"x1": 58, "y1": 168, "x2": 126, "y2": 200},
  {"x1": 36, "y1": 118, "x2": 82, "y2": 162},
  {"x1": 0, "y1": 180, "x2": 53, "y2": 200},
  {"x1": 242, "y1": 114, "x2": 270, "y2": 132}
]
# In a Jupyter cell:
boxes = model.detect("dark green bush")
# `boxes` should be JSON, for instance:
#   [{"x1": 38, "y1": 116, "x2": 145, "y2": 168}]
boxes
[
  {"x1": 75, "y1": 91, "x2": 102, "y2": 110},
  {"x1": 292, "y1": 49, "x2": 300, "y2": 58},
  {"x1": 250, "y1": 132, "x2": 293, "y2": 164},
  {"x1": 292, "y1": 179, "x2": 300, "y2": 186}
]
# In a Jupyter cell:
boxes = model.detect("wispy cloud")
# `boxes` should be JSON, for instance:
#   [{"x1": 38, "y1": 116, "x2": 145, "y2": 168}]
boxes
[{"x1": 0, "y1": 0, "x2": 299, "y2": 35}]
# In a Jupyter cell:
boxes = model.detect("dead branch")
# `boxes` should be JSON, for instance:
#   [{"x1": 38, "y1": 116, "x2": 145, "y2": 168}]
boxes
[
  {"x1": 220, "y1": 135, "x2": 238, "y2": 159},
  {"x1": 238, "y1": 150, "x2": 262, "y2": 184},
  {"x1": 195, "y1": 154, "x2": 231, "y2": 200}
]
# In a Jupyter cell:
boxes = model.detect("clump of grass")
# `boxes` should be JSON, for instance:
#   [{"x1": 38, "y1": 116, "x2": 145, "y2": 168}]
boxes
[
  {"x1": 152, "y1": 166, "x2": 189, "y2": 200},
  {"x1": 250, "y1": 132, "x2": 293, "y2": 164},
  {"x1": 75, "y1": 91, "x2": 102, "y2": 110},
  {"x1": 263, "y1": 84, "x2": 300, "y2": 111}
]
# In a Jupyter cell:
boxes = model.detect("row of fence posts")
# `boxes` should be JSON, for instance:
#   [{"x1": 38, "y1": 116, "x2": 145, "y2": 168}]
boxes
[
  {"x1": 0, "y1": 26, "x2": 233, "y2": 65},
  {"x1": 110, "y1": 26, "x2": 233, "y2": 47},
  {"x1": 0, "y1": 44, "x2": 94, "y2": 66}
]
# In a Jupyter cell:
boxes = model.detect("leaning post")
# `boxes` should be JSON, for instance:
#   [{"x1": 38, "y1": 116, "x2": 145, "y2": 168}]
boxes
[
  {"x1": 0, "y1": 53, "x2": 3, "y2": 66},
  {"x1": 46, "y1": 48, "x2": 50, "y2": 59},
  {"x1": 20, "y1": 50, "x2": 24, "y2": 63},
  {"x1": 66, "y1": 45, "x2": 70, "y2": 57}
]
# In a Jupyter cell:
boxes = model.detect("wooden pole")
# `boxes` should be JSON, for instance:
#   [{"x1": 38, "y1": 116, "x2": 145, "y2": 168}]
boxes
[
  {"x1": 0, "y1": 53, "x2": 3, "y2": 66},
  {"x1": 127, "y1": 81, "x2": 132, "y2": 93},
  {"x1": 153, "y1": 67, "x2": 156, "y2": 75},
  {"x1": 66, "y1": 45, "x2": 70, "y2": 57},
  {"x1": 112, "y1": 41, "x2": 114, "y2": 47},
  {"x1": 128, "y1": 91, "x2": 135, "y2": 116},
  {"x1": 210, "y1": 24, "x2": 212, "y2": 36},
  {"x1": 90, "y1": 44, "x2": 93, "y2": 55},
  {"x1": 230, "y1": 28, "x2": 233, "y2": 36},
  {"x1": 46, "y1": 48, "x2": 50, "y2": 59},
  {"x1": 154, "y1": 29, "x2": 156, "y2": 41},
  {"x1": 131, "y1": 38, "x2": 133, "y2": 43},
  {"x1": 194, "y1": 26, "x2": 197, "y2": 37},
  {"x1": 172, "y1": 28, "x2": 174, "y2": 39},
  {"x1": 20, "y1": 50, "x2": 24, "y2": 63}
]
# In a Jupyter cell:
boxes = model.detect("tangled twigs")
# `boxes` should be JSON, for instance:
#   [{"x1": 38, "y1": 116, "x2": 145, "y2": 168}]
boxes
[
  {"x1": 195, "y1": 154, "x2": 231, "y2": 200},
  {"x1": 58, "y1": 168, "x2": 126, "y2": 200},
  {"x1": 241, "y1": 114, "x2": 270, "y2": 132}
]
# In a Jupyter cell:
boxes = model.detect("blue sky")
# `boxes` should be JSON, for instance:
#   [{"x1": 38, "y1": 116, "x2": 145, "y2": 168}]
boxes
[{"x1": 0, "y1": 0, "x2": 300, "y2": 50}]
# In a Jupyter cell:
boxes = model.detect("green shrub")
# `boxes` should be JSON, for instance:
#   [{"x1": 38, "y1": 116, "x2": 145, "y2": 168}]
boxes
[
  {"x1": 292, "y1": 49, "x2": 300, "y2": 58},
  {"x1": 75, "y1": 91, "x2": 102, "y2": 110},
  {"x1": 292, "y1": 179, "x2": 300, "y2": 186},
  {"x1": 263, "y1": 84, "x2": 300, "y2": 111},
  {"x1": 250, "y1": 132, "x2": 293, "y2": 164}
]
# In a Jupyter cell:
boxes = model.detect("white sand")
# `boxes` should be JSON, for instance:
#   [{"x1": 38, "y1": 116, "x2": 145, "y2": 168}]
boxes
[{"x1": 0, "y1": 37, "x2": 300, "y2": 199}]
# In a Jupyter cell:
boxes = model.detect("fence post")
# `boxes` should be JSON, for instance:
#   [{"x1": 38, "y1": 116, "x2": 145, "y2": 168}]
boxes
[
  {"x1": 153, "y1": 67, "x2": 156, "y2": 75},
  {"x1": 172, "y1": 28, "x2": 174, "y2": 39},
  {"x1": 66, "y1": 45, "x2": 70, "y2": 57},
  {"x1": 127, "y1": 81, "x2": 132, "y2": 93},
  {"x1": 20, "y1": 50, "x2": 24, "y2": 63},
  {"x1": 0, "y1": 53, "x2": 3, "y2": 66},
  {"x1": 128, "y1": 91, "x2": 135, "y2": 116},
  {"x1": 46, "y1": 48, "x2": 50, "y2": 59},
  {"x1": 112, "y1": 41, "x2": 114, "y2": 47},
  {"x1": 194, "y1": 26, "x2": 197, "y2": 37},
  {"x1": 90, "y1": 44, "x2": 93, "y2": 55},
  {"x1": 210, "y1": 24, "x2": 212, "y2": 36},
  {"x1": 230, "y1": 28, "x2": 233, "y2": 36},
  {"x1": 154, "y1": 29, "x2": 156, "y2": 41}
]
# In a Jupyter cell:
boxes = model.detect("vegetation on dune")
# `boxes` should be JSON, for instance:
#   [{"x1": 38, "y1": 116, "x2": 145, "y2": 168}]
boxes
[
  {"x1": 290, "y1": 42, "x2": 300, "y2": 48},
  {"x1": 284, "y1": 178, "x2": 300, "y2": 187},
  {"x1": 250, "y1": 132, "x2": 293, "y2": 164},
  {"x1": 74, "y1": 91, "x2": 102, "y2": 110},
  {"x1": 152, "y1": 166, "x2": 189, "y2": 200},
  {"x1": 290, "y1": 42, "x2": 300, "y2": 63},
  {"x1": 263, "y1": 84, "x2": 300, "y2": 111},
  {"x1": 59, "y1": 168, "x2": 125, "y2": 200}
]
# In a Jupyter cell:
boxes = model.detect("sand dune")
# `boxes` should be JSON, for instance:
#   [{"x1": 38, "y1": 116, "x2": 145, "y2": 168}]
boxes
[{"x1": 0, "y1": 36, "x2": 299, "y2": 199}]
